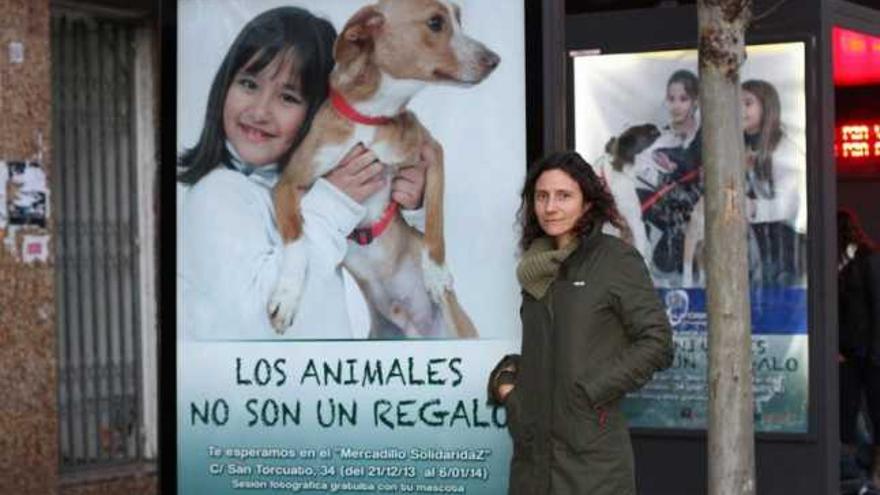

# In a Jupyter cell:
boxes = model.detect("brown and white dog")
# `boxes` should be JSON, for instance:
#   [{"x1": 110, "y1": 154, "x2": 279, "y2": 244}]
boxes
[
  {"x1": 681, "y1": 196, "x2": 704, "y2": 287},
  {"x1": 268, "y1": 0, "x2": 499, "y2": 338}
]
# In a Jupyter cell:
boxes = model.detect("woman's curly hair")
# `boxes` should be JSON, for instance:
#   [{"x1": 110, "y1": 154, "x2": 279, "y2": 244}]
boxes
[{"x1": 518, "y1": 151, "x2": 631, "y2": 251}]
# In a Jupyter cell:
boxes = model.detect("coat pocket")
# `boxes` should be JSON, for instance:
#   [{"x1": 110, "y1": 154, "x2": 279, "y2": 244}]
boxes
[{"x1": 562, "y1": 383, "x2": 610, "y2": 452}]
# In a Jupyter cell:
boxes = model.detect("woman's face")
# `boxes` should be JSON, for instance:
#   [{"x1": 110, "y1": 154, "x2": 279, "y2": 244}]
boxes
[
  {"x1": 223, "y1": 54, "x2": 308, "y2": 166},
  {"x1": 534, "y1": 169, "x2": 591, "y2": 248},
  {"x1": 666, "y1": 82, "x2": 696, "y2": 127},
  {"x1": 741, "y1": 89, "x2": 763, "y2": 135}
]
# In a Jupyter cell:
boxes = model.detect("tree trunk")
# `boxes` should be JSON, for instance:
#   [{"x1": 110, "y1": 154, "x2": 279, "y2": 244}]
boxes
[{"x1": 697, "y1": 1, "x2": 756, "y2": 494}]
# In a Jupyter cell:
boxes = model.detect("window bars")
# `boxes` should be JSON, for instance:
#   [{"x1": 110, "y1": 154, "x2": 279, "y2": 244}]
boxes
[{"x1": 51, "y1": 14, "x2": 144, "y2": 470}]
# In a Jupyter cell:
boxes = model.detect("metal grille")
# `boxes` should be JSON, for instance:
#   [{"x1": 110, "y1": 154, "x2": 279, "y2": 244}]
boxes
[{"x1": 51, "y1": 14, "x2": 144, "y2": 470}]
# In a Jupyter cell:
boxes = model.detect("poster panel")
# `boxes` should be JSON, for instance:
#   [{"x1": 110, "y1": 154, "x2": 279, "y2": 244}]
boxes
[
  {"x1": 176, "y1": 0, "x2": 525, "y2": 492},
  {"x1": 573, "y1": 43, "x2": 809, "y2": 432}
]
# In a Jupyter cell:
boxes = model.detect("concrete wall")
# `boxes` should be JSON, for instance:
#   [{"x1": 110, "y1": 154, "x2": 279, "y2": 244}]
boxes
[{"x1": 0, "y1": 0, "x2": 59, "y2": 494}]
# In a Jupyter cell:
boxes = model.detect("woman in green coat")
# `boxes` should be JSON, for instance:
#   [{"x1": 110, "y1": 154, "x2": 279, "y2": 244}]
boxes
[{"x1": 489, "y1": 151, "x2": 674, "y2": 495}]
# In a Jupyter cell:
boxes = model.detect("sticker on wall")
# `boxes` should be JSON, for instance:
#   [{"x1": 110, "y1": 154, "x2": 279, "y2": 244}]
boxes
[
  {"x1": 3, "y1": 225, "x2": 20, "y2": 258},
  {"x1": 21, "y1": 234, "x2": 50, "y2": 264},
  {"x1": 6, "y1": 161, "x2": 48, "y2": 228},
  {"x1": 8, "y1": 41, "x2": 24, "y2": 64}
]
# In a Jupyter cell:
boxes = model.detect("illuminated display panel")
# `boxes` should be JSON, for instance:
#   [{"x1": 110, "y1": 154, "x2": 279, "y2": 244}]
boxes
[
  {"x1": 834, "y1": 25, "x2": 880, "y2": 176},
  {"x1": 833, "y1": 27, "x2": 880, "y2": 86},
  {"x1": 834, "y1": 82, "x2": 880, "y2": 174},
  {"x1": 835, "y1": 121, "x2": 880, "y2": 160}
]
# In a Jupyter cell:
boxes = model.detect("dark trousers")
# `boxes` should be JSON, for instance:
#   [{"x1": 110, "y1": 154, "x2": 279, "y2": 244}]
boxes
[{"x1": 840, "y1": 355, "x2": 880, "y2": 445}]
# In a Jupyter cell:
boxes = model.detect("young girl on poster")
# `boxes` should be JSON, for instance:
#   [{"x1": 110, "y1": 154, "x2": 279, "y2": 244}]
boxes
[
  {"x1": 634, "y1": 69, "x2": 702, "y2": 187},
  {"x1": 638, "y1": 69, "x2": 703, "y2": 283},
  {"x1": 177, "y1": 7, "x2": 427, "y2": 339},
  {"x1": 741, "y1": 79, "x2": 806, "y2": 286},
  {"x1": 592, "y1": 70, "x2": 702, "y2": 268},
  {"x1": 655, "y1": 69, "x2": 702, "y2": 170}
]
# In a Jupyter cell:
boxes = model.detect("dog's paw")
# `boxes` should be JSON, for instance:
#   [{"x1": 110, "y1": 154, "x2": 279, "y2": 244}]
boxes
[
  {"x1": 268, "y1": 284, "x2": 301, "y2": 334},
  {"x1": 421, "y1": 250, "x2": 452, "y2": 304},
  {"x1": 267, "y1": 242, "x2": 309, "y2": 334}
]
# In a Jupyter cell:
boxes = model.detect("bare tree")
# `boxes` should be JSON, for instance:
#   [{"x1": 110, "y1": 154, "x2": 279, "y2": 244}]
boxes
[{"x1": 697, "y1": 1, "x2": 756, "y2": 494}]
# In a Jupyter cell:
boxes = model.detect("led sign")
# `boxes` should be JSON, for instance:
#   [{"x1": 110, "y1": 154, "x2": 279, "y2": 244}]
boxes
[
  {"x1": 836, "y1": 122, "x2": 880, "y2": 159},
  {"x1": 834, "y1": 27, "x2": 880, "y2": 86}
]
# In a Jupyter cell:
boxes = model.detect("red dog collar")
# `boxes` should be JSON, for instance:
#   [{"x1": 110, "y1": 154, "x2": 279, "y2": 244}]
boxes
[
  {"x1": 349, "y1": 202, "x2": 399, "y2": 245},
  {"x1": 640, "y1": 168, "x2": 700, "y2": 213},
  {"x1": 330, "y1": 87, "x2": 395, "y2": 126}
]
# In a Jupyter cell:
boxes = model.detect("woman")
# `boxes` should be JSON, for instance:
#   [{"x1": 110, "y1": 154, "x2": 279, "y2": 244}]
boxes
[
  {"x1": 838, "y1": 208, "x2": 880, "y2": 487},
  {"x1": 490, "y1": 151, "x2": 674, "y2": 494},
  {"x1": 177, "y1": 7, "x2": 427, "y2": 339},
  {"x1": 741, "y1": 79, "x2": 806, "y2": 286}
]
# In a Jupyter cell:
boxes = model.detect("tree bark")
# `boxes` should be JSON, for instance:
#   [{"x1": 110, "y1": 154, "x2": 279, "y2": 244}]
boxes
[{"x1": 697, "y1": 1, "x2": 756, "y2": 494}]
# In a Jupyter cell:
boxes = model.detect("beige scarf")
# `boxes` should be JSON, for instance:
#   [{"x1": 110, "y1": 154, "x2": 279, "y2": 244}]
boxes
[{"x1": 516, "y1": 237, "x2": 580, "y2": 299}]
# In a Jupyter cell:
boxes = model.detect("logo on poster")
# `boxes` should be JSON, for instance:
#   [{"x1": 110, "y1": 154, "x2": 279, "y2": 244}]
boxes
[{"x1": 665, "y1": 289, "x2": 689, "y2": 327}]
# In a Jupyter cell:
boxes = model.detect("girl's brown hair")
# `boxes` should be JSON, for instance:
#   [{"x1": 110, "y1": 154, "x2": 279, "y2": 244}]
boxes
[{"x1": 742, "y1": 79, "x2": 783, "y2": 198}]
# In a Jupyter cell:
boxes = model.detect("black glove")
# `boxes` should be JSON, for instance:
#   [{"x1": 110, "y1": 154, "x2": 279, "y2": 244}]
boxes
[{"x1": 486, "y1": 354, "x2": 520, "y2": 405}]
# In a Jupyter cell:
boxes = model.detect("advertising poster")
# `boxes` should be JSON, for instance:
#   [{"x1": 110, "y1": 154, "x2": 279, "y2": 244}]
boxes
[
  {"x1": 176, "y1": 0, "x2": 526, "y2": 492},
  {"x1": 573, "y1": 43, "x2": 809, "y2": 432},
  {"x1": 2, "y1": 160, "x2": 49, "y2": 229}
]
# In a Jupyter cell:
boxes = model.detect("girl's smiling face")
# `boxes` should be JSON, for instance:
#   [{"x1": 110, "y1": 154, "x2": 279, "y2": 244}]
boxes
[{"x1": 223, "y1": 53, "x2": 307, "y2": 166}]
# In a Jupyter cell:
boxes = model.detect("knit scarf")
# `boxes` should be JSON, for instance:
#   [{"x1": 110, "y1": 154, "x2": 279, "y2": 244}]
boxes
[{"x1": 516, "y1": 237, "x2": 580, "y2": 299}]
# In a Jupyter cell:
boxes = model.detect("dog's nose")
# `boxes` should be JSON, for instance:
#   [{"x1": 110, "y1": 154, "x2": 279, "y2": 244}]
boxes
[{"x1": 480, "y1": 50, "x2": 500, "y2": 70}]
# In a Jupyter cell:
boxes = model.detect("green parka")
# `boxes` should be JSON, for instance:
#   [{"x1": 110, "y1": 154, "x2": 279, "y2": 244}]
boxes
[{"x1": 506, "y1": 228, "x2": 674, "y2": 495}]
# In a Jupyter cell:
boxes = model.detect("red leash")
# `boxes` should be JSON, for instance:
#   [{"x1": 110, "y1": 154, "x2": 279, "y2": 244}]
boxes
[
  {"x1": 640, "y1": 168, "x2": 700, "y2": 213},
  {"x1": 329, "y1": 86, "x2": 399, "y2": 245},
  {"x1": 349, "y1": 202, "x2": 399, "y2": 246}
]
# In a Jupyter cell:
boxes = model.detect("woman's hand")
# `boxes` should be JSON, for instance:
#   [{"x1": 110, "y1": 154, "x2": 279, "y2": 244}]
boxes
[
  {"x1": 392, "y1": 166, "x2": 426, "y2": 210},
  {"x1": 325, "y1": 143, "x2": 385, "y2": 204},
  {"x1": 392, "y1": 143, "x2": 433, "y2": 210},
  {"x1": 487, "y1": 353, "x2": 520, "y2": 405},
  {"x1": 497, "y1": 383, "x2": 515, "y2": 403}
]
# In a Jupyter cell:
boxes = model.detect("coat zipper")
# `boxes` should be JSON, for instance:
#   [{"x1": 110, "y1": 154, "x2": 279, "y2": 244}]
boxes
[{"x1": 545, "y1": 284, "x2": 556, "y2": 494}]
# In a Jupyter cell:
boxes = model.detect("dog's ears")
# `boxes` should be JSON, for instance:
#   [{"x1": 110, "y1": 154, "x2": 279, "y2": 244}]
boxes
[
  {"x1": 605, "y1": 136, "x2": 625, "y2": 171},
  {"x1": 334, "y1": 5, "x2": 385, "y2": 65},
  {"x1": 604, "y1": 136, "x2": 619, "y2": 156}
]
